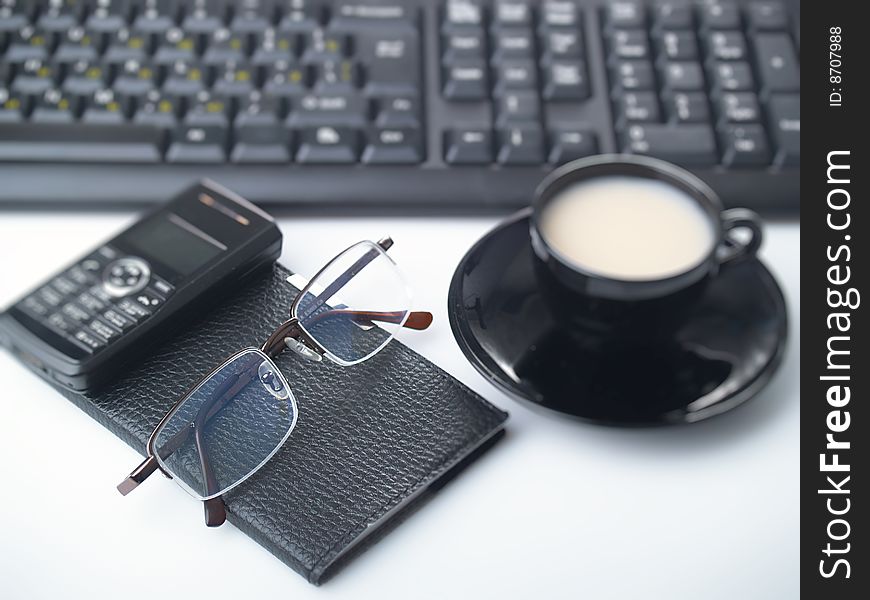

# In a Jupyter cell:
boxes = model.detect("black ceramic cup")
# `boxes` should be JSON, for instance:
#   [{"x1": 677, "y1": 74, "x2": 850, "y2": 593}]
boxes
[{"x1": 529, "y1": 154, "x2": 763, "y2": 339}]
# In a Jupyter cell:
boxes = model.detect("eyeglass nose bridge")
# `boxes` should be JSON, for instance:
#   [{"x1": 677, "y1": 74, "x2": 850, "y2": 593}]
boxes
[{"x1": 260, "y1": 317, "x2": 325, "y2": 361}]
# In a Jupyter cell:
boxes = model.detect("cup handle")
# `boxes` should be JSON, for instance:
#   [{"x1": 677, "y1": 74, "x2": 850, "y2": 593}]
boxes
[{"x1": 718, "y1": 208, "x2": 763, "y2": 265}]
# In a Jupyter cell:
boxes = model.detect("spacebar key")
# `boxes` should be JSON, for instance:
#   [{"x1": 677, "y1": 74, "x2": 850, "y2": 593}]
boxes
[
  {"x1": 622, "y1": 124, "x2": 717, "y2": 166},
  {"x1": 0, "y1": 123, "x2": 164, "y2": 163}
]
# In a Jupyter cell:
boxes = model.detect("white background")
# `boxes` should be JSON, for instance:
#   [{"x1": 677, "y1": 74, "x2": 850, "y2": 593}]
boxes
[{"x1": 0, "y1": 212, "x2": 799, "y2": 599}]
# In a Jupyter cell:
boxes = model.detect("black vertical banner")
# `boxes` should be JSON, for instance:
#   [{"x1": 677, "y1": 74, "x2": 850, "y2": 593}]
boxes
[{"x1": 802, "y1": 1, "x2": 867, "y2": 597}]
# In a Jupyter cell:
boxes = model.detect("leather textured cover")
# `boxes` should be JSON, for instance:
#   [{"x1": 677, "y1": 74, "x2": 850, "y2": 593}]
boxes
[{"x1": 47, "y1": 264, "x2": 508, "y2": 584}]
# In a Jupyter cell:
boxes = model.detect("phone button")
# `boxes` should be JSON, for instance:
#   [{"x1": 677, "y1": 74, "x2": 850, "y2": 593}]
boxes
[
  {"x1": 36, "y1": 287, "x2": 64, "y2": 308},
  {"x1": 116, "y1": 298, "x2": 152, "y2": 323},
  {"x1": 60, "y1": 302, "x2": 91, "y2": 323},
  {"x1": 101, "y1": 308, "x2": 136, "y2": 331},
  {"x1": 73, "y1": 330, "x2": 106, "y2": 353},
  {"x1": 77, "y1": 292, "x2": 107, "y2": 313},
  {"x1": 87, "y1": 319, "x2": 121, "y2": 343},
  {"x1": 67, "y1": 266, "x2": 95, "y2": 286},
  {"x1": 20, "y1": 296, "x2": 50, "y2": 317},
  {"x1": 134, "y1": 289, "x2": 165, "y2": 310},
  {"x1": 47, "y1": 313, "x2": 76, "y2": 334},
  {"x1": 151, "y1": 277, "x2": 174, "y2": 298},
  {"x1": 102, "y1": 257, "x2": 151, "y2": 298},
  {"x1": 52, "y1": 276, "x2": 81, "y2": 297}
]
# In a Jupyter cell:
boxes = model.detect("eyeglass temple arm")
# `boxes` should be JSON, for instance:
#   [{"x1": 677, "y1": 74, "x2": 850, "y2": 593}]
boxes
[{"x1": 309, "y1": 309, "x2": 433, "y2": 330}]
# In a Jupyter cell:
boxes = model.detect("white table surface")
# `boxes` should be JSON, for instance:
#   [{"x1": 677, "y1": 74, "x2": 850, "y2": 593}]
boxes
[{"x1": 0, "y1": 212, "x2": 799, "y2": 600}]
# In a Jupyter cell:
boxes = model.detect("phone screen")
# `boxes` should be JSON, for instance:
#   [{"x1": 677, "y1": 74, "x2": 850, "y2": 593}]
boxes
[{"x1": 125, "y1": 214, "x2": 225, "y2": 275}]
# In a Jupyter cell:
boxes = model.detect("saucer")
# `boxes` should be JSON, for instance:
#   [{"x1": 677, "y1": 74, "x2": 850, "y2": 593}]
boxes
[{"x1": 448, "y1": 209, "x2": 788, "y2": 425}]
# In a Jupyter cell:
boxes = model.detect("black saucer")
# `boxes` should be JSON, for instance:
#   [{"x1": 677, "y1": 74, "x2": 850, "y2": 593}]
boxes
[{"x1": 448, "y1": 209, "x2": 789, "y2": 425}]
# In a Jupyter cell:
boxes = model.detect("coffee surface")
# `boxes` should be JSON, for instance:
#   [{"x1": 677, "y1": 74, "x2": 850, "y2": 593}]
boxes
[{"x1": 540, "y1": 176, "x2": 716, "y2": 280}]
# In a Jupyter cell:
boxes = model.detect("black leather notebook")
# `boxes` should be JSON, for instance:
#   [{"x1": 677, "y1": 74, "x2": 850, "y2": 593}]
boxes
[{"x1": 33, "y1": 264, "x2": 508, "y2": 584}]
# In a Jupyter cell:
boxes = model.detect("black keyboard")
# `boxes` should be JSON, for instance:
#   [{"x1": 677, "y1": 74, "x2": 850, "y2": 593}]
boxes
[{"x1": 0, "y1": 0, "x2": 800, "y2": 213}]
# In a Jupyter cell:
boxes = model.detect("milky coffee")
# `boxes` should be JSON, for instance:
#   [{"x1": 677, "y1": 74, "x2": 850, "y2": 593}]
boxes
[{"x1": 539, "y1": 176, "x2": 716, "y2": 280}]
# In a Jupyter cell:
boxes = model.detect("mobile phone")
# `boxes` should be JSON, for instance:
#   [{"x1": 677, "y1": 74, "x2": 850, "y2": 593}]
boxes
[{"x1": 0, "y1": 180, "x2": 282, "y2": 391}]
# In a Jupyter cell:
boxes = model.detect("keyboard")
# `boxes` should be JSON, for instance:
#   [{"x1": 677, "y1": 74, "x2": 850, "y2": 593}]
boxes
[{"x1": 0, "y1": 0, "x2": 800, "y2": 213}]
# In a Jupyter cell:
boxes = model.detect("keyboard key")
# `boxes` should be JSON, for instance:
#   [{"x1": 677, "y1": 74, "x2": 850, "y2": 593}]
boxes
[
  {"x1": 29, "y1": 88, "x2": 78, "y2": 122},
  {"x1": 661, "y1": 61, "x2": 704, "y2": 90},
  {"x1": 301, "y1": 28, "x2": 349, "y2": 61},
  {"x1": 610, "y1": 29, "x2": 650, "y2": 59},
  {"x1": 717, "y1": 92, "x2": 760, "y2": 123},
  {"x1": 252, "y1": 29, "x2": 300, "y2": 60},
  {"x1": 622, "y1": 123, "x2": 717, "y2": 165},
  {"x1": 288, "y1": 93, "x2": 368, "y2": 127},
  {"x1": 232, "y1": 118, "x2": 292, "y2": 164},
  {"x1": 81, "y1": 88, "x2": 127, "y2": 123},
  {"x1": 0, "y1": 88, "x2": 27, "y2": 121},
  {"x1": 355, "y1": 29, "x2": 419, "y2": 94},
  {"x1": 492, "y1": 28, "x2": 535, "y2": 62},
  {"x1": 212, "y1": 61, "x2": 257, "y2": 97},
  {"x1": 542, "y1": 30, "x2": 583, "y2": 58},
  {"x1": 374, "y1": 94, "x2": 420, "y2": 127},
  {"x1": 542, "y1": 61, "x2": 589, "y2": 100},
  {"x1": 698, "y1": 1, "x2": 741, "y2": 30},
  {"x1": 312, "y1": 59, "x2": 361, "y2": 93},
  {"x1": 541, "y1": 1, "x2": 580, "y2": 29},
  {"x1": 493, "y1": 60, "x2": 537, "y2": 94},
  {"x1": 497, "y1": 125, "x2": 544, "y2": 165},
  {"x1": 548, "y1": 130, "x2": 598, "y2": 164},
  {"x1": 496, "y1": 90, "x2": 540, "y2": 126},
  {"x1": 296, "y1": 126, "x2": 359, "y2": 163},
  {"x1": 444, "y1": 0, "x2": 483, "y2": 30},
  {"x1": 719, "y1": 124, "x2": 770, "y2": 166},
  {"x1": 611, "y1": 60, "x2": 654, "y2": 91},
  {"x1": 657, "y1": 30, "x2": 697, "y2": 60},
  {"x1": 443, "y1": 32, "x2": 485, "y2": 62},
  {"x1": 707, "y1": 31, "x2": 747, "y2": 61},
  {"x1": 62, "y1": 59, "x2": 109, "y2": 97},
  {"x1": 278, "y1": 1, "x2": 324, "y2": 31},
  {"x1": 652, "y1": 1, "x2": 693, "y2": 29},
  {"x1": 133, "y1": 89, "x2": 182, "y2": 128},
  {"x1": 444, "y1": 128, "x2": 492, "y2": 164},
  {"x1": 709, "y1": 61, "x2": 754, "y2": 91},
  {"x1": 753, "y1": 33, "x2": 799, "y2": 92},
  {"x1": 747, "y1": 1, "x2": 788, "y2": 30},
  {"x1": 331, "y1": 1, "x2": 415, "y2": 27},
  {"x1": 443, "y1": 60, "x2": 488, "y2": 100},
  {"x1": 54, "y1": 27, "x2": 99, "y2": 62},
  {"x1": 607, "y1": 2, "x2": 646, "y2": 28},
  {"x1": 616, "y1": 91, "x2": 661, "y2": 123},
  {"x1": 11, "y1": 59, "x2": 59, "y2": 95},
  {"x1": 361, "y1": 127, "x2": 422, "y2": 164},
  {"x1": 167, "y1": 122, "x2": 228, "y2": 163},
  {"x1": 494, "y1": 0, "x2": 532, "y2": 27},
  {"x1": 663, "y1": 92, "x2": 709, "y2": 123},
  {"x1": 767, "y1": 94, "x2": 799, "y2": 166},
  {"x1": 161, "y1": 61, "x2": 207, "y2": 100},
  {"x1": 262, "y1": 60, "x2": 308, "y2": 97}
]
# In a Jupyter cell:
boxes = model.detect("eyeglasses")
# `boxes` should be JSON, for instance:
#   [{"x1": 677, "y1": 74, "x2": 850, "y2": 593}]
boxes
[{"x1": 117, "y1": 238, "x2": 432, "y2": 526}]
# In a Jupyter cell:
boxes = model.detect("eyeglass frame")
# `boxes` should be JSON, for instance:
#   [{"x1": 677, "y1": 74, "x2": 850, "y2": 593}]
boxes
[{"x1": 117, "y1": 237, "x2": 433, "y2": 527}]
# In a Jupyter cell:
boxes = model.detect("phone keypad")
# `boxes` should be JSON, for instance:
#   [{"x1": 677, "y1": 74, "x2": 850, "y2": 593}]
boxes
[{"x1": 15, "y1": 245, "x2": 174, "y2": 355}]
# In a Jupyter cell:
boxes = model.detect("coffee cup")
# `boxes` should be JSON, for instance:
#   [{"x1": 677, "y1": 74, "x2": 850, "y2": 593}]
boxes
[{"x1": 529, "y1": 155, "x2": 762, "y2": 338}]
